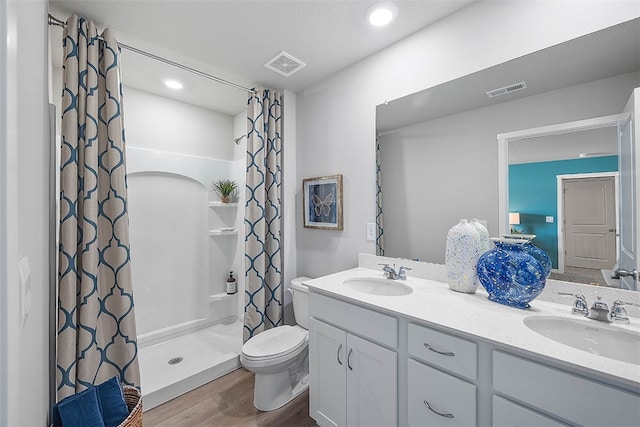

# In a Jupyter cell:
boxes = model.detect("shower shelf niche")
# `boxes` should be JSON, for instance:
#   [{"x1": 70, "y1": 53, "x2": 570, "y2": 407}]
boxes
[
  {"x1": 208, "y1": 202, "x2": 238, "y2": 208},
  {"x1": 209, "y1": 292, "x2": 238, "y2": 302},
  {"x1": 208, "y1": 229, "x2": 238, "y2": 236}
]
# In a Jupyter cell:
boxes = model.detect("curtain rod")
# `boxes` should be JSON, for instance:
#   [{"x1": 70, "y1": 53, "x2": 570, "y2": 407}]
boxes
[{"x1": 48, "y1": 14, "x2": 256, "y2": 94}]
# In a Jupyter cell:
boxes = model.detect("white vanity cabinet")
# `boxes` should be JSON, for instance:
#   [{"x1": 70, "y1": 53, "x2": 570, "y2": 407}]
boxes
[
  {"x1": 309, "y1": 292, "x2": 398, "y2": 427},
  {"x1": 306, "y1": 270, "x2": 640, "y2": 427}
]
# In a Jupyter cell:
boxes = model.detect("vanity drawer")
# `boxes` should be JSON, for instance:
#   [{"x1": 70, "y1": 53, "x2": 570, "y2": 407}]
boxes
[
  {"x1": 408, "y1": 322, "x2": 477, "y2": 381},
  {"x1": 493, "y1": 351, "x2": 640, "y2": 426},
  {"x1": 309, "y1": 291, "x2": 398, "y2": 348},
  {"x1": 408, "y1": 359, "x2": 476, "y2": 426},
  {"x1": 493, "y1": 395, "x2": 568, "y2": 427}
]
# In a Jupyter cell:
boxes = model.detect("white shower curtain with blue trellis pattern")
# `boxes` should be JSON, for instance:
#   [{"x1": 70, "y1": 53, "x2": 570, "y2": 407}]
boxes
[
  {"x1": 376, "y1": 134, "x2": 385, "y2": 255},
  {"x1": 244, "y1": 88, "x2": 283, "y2": 342},
  {"x1": 57, "y1": 15, "x2": 140, "y2": 400}
]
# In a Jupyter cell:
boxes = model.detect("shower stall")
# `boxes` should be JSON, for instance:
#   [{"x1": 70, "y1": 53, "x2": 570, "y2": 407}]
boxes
[{"x1": 126, "y1": 147, "x2": 245, "y2": 409}]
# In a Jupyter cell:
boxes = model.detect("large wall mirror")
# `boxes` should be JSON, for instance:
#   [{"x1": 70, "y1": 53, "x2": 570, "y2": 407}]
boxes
[{"x1": 376, "y1": 18, "x2": 639, "y2": 290}]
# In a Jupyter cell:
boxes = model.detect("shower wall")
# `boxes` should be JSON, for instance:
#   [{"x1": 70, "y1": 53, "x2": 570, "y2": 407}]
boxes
[
  {"x1": 122, "y1": 86, "x2": 246, "y2": 341},
  {"x1": 127, "y1": 172, "x2": 208, "y2": 335}
]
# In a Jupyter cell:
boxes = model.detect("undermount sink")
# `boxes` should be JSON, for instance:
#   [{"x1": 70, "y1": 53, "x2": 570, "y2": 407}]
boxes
[
  {"x1": 343, "y1": 277, "x2": 413, "y2": 296},
  {"x1": 523, "y1": 316, "x2": 640, "y2": 365}
]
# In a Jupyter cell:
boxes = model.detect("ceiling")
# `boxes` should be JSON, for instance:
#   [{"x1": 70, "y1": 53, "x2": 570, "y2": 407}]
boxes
[
  {"x1": 376, "y1": 18, "x2": 640, "y2": 133},
  {"x1": 49, "y1": 0, "x2": 475, "y2": 116}
]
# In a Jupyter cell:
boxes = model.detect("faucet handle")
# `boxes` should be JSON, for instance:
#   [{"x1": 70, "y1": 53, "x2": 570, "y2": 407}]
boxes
[
  {"x1": 378, "y1": 263, "x2": 395, "y2": 279},
  {"x1": 558, "y1": 292, "x2": 589, "y2": 316},
  {"x1": 610, "y1": 300, "x2": 640, "y2": 324},
  {"x1": 397, "y1": 266, "x2": 412, "y2": 280}
]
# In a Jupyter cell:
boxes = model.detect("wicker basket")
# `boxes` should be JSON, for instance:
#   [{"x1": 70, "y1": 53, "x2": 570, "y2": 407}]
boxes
[{"x1": 118, "y1": 386, "x2": 142, "y2": 427}]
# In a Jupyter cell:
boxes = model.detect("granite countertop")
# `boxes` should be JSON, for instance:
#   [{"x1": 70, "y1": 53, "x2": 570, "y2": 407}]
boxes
[{"x1": 305, "y1": 267, "x2": 640, "y2": 389}]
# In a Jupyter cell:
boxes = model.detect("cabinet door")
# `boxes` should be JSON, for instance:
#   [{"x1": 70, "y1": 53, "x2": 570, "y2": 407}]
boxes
[
  {"x1": 346, "y1": 333, "x2": 397, "y2": 427},
  {"x1": 309, "y1": 318, "x2": 347, "y2": 427}
]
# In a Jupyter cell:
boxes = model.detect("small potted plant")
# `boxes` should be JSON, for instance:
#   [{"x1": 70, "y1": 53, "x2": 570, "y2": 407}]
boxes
[{"x1": 211, "y1": 179, "x2": 238, "y2": 203}]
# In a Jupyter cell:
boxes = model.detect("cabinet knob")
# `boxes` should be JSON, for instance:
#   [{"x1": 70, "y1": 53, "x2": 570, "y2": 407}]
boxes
[
  {"x1": 337, "y1": 344, "x2": 343, "y2": 365},
  {"x1": 424, "y1": 400, "x2": 454, "y2": 419},
  {"x1": 347, "y1": 348, "x2": 353, "y2": 371}
]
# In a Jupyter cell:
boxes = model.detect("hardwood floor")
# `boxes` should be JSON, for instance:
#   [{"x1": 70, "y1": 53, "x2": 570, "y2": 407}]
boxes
[{"x1": 143, "y1": 368, "x2": 317, "y2": 426}]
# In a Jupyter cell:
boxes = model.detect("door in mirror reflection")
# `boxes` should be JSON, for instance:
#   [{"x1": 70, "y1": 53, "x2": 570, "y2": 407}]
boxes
[{"x1": 563, "y1": 176, "x2": 616, "y2": 270}]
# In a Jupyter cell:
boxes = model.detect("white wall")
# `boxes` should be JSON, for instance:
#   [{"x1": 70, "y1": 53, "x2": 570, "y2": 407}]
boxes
[
  {"x1": 123, "y1": 86, "x2": 235, "y2": 160},
  {"x1": 380, "y1": 72, "x2": 639, "y2": 264},
  {"x1": 2, "y1": 0, "x2": 50, "y2": 425},
  {"x1": 282, "y1": 89, "x2": 298, "y2": 324},
  {"x1": 0, "y1": 0, "x2": 7, "y2": 420},
  {"x1": 295, "y1": 0, "x2": 640, "y2": 279}
]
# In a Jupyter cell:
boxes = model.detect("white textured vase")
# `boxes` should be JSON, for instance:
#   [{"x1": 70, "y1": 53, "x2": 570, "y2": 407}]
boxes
[
  {"x1": 445, "y1": 219, "x2": 482, "y2": 293},
  {"x1": 470, "y1": 218, "x2": 491, "y2": 289}
]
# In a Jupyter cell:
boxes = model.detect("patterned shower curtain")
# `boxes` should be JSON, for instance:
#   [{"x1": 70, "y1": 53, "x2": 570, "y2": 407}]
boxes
[
  {"x1": 244, "y1": 88, "x2": 283, "y2": 342},
  {"x1": 57, "y1": 15, "x2": 140, "y2": 400},
  {"x1": 376, "y1": 133, "x2": 385, "y2": 255}
]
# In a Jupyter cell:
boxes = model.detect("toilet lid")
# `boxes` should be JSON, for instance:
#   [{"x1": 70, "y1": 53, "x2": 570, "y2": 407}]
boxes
[{"x1": 242, "y1": 326, "x2": 307, "y2": 359}]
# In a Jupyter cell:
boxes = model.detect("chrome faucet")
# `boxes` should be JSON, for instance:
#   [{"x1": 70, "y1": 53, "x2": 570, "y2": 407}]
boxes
[
  {"x1": 378, "y1": 263, "x2": 411, "y2": 280},
  {"x1": 586, "y1": 297, "x2": 610, "y2": 322},
  {"x1": 559, "y1": 293, "x2": 640, "y2": 324}
]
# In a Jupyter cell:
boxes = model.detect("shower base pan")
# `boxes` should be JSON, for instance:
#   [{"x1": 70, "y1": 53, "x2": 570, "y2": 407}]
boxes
[{"x1": 139, "y1": 319, "x2": 243, "y2": 410}]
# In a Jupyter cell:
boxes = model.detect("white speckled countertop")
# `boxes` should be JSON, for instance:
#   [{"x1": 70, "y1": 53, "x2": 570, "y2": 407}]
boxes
[{"x1": 304, "y1": 266, "x2": 640, "y2": 390}]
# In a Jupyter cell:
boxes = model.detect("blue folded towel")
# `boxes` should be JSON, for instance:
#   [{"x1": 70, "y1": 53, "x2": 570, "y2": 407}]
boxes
[
  {"x1": 53, "y1": 377, "x2": 129, "y2": 427},
  {"x1": 57, "y1": 387, "x2": 105, "y2": 427},
  {"x1": 98, "y1": 377, "x2": 130, "y2": 427}
]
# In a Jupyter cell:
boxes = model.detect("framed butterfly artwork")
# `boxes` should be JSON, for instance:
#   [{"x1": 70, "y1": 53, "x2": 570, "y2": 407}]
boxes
[{"x1": 302, "y1": 174, "x2": 343, "y2": 230}]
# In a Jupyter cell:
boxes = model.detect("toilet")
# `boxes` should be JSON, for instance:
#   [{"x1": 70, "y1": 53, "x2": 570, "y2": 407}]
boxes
[{"x1": 240, "y1": 277, "x2": 311, "y2": 411}]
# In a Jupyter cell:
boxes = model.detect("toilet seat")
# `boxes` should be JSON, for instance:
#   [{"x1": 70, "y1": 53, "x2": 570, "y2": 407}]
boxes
[{"x1": 242, "y1": 325, "x2": 308, "y2": 362}]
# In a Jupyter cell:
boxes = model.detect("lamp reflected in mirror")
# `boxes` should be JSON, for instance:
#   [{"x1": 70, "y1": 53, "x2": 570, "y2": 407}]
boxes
[{"x1": 509, "y1": 212, "x2": 521, "y2": 234}]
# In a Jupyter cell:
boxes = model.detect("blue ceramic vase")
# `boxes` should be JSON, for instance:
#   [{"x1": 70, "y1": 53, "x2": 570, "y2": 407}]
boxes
[
  {"x1": 476, "y1": 238, "x2": 547, "y2": 309},
  {"x1": 502, "y1": 234, "x2": 552, "y2": 279}
]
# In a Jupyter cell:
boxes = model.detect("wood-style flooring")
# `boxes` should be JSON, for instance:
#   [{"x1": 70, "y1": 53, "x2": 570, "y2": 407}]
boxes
[{"x1": 143, "y1": 368, "x2": 317, "y2": 426}]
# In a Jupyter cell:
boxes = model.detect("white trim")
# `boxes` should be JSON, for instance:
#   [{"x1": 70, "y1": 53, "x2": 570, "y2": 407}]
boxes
[
  {"x1": 555, "y1": 172, "x2": 619, "y2": 273},
  {"x1": 0, "y1": 0, "x2": 7, "y2": 422},
  {"x1": 498, "y1": 114, "x2": 625, "y2": 236}
]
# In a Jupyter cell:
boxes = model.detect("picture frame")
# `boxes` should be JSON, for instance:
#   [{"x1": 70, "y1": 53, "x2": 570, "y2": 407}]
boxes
[{"x1": 303, "y1": 174, "x2": 343, "y2": 230}]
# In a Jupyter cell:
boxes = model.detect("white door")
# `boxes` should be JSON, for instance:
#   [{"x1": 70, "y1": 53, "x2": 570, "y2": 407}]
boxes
[
  {"x1": 309, "y1": 318, "x2": 347, "y2": 427},
  {"x1": 618, "y1": 88, "x2": 639, "y2": 290},
  {"x1": 563, "y1": 176, "x2": 616, "y2": 270},
  {"x1": 346, "y1": 333, "x2": 397, "y2": 427}
]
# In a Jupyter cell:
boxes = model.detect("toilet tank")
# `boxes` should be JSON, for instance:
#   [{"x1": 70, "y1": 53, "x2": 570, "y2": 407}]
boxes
[{"x1": 290, "y1": 277, "x2": 311, "y2": 329}]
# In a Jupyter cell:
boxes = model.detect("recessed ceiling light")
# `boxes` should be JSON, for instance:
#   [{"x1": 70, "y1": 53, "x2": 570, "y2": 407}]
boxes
[
  {"x1": 367, "y1": 1, "x2": 398, "y2": 27},
  {"x1": 164, "y1": 79, "x2": 183, "y2": 90}
]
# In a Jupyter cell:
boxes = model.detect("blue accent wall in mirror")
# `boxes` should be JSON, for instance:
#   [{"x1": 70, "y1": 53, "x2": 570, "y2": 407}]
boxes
[{"x1": 509, "y1": 155, "x2": 618, "y2": 268}]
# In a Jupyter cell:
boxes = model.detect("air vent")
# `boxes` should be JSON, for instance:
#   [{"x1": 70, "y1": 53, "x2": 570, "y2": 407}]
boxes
[
  {"x1": 486, "y1": 81, "x2": 527, "y2": 98},
  {"x1": 264, "y1": 51, "x2": 306, "y2": 77}
]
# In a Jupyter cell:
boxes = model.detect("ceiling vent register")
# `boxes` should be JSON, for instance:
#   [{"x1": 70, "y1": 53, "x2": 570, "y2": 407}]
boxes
[
  {"x1": 264, "y1": 51, "x2": 307, "y2": 77},
  {"x1": 486, "y1": 81, "x2": 528, "y2": 98}
]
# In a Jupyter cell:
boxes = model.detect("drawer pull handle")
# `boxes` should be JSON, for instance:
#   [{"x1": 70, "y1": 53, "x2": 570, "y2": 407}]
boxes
[
  {"x1": 424, "y1": 343, "x2": 455, "y2": 357},
  {"x1": 347, "y1": 348, "x2": 353, "y2": 370},
  {"x1": 337, "y1": 344, "x2": 343, "y2": 365},
  {"x1": 424, "y1": 400, "x2": 454, "y2": 419}
]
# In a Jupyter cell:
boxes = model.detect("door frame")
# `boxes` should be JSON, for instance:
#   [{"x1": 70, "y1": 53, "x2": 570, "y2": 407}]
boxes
[{"x1": 556, "y1": 172, "x2": 619, "y2": 274}]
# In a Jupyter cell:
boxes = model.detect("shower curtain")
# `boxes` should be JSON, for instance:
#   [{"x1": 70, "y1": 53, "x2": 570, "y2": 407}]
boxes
[
  {"x1": 57, "y1": 15, "x2": 140, "y2": 399},
  {"x1": 244, "y1": 88, "x2": 283, "y2": 342},
  {"x1": 376, "y1": 134, "x2": 385, "y2": 255}
]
